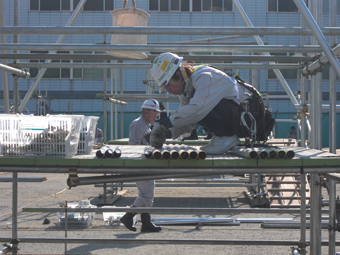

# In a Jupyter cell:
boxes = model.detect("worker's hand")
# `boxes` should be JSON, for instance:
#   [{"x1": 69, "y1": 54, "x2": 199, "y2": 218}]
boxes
[
  {"x1": 150, "y1": 123, "x2": 167, "y2": 149},
  {"x1": 143, "y1": 131, "x2": 151, "y2": 145}
]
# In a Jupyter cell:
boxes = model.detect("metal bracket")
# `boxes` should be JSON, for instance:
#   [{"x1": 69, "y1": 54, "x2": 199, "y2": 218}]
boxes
[
  {"x1": 68, "y1": 167, "x2": 78, "y2": 177},
  {"x1": 67, "y1": 167, "x2": 79, "y2": 188}
]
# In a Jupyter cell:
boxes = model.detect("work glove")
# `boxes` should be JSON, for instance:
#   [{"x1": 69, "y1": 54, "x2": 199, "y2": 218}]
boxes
[
  {"x1": 143, "y1": 131, "x2": 151, "y2": 145},
  {"x1": 150, "y1": 123, "x2": 167, "y2": 149}
]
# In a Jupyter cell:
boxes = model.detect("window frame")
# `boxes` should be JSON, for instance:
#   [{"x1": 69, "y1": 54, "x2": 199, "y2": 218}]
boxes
[
  {"x1": 267, "y1": 0, "x2": 299, "y2": 13},
  {"x1": 148, "y1": 0, "x2": 232, "y2": 12},
  {"x1": 30, "y1": 0, "x2": 115, "y2": 12},
  {"x1": 29, "y1": 51, "x2": 111, "y2": 80}
]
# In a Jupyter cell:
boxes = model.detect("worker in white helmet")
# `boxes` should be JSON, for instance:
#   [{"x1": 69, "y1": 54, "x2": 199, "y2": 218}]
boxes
[
  {"x1": 149, "y1": 52, "x2": 253, "y2": 154},
  {"x1": 120, "y1": 99, "x2": 162, "y2": 233}
]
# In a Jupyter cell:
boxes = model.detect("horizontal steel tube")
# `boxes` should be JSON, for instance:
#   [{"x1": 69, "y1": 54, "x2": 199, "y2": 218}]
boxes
[
  {"x1": 0, "y1": 63, "x2": 30, "y2": 78},
  {"x1": 323, "y1": 173, "x2": 340, "y2": 182},
  {"x1": 0, "y1": 43, "x2": 322, "y2": 53},
  {"x1": 294, "y1": 104, "x2": 340, "y2": 111},
  {"x1": 0, "y1": 53, "x2": 315, "y2": 62},
  {"x1": 302, "y1": 44, "x2": 340, "y2": 75},
  {"x1": 1, "y1": 26, "x2": 340, "y2": 36},
  {"x1": 14, "y1": 62, "x2": 301, "y2": 69},
  {"x1": 94, "y1": 183, "x2": 265, "y2": 188},
  {"x1": 0, "y1": 237, "x2": 307, "y2": 246},
  {"x1": 22, "y1": 206, "x2": 324, "y2": 214},
  {"x1": 2, "y1": 167, "x2": 340, "y2": 174}
]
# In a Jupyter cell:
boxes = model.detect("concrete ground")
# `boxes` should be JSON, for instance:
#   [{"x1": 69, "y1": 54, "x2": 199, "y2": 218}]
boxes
[{"x1": 0, "y1": 171, "x2": 338, "y2": 255}]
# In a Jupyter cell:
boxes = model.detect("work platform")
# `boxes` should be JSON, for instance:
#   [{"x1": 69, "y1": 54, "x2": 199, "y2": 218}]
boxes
[
  {"x1": 1, "y1": 146, "x2": 340, "y2": 255},
  {"x1": 0, "y1": 146, "x2": 338, "y2": 175}
]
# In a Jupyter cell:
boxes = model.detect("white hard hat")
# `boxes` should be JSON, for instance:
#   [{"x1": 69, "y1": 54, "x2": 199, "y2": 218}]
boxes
[
  {"x1": 150, "y1": 52, "x2": 183, "y2": 93},
  {"x1": 141, "y1": 99, "x2": 160, "y2": 112}
]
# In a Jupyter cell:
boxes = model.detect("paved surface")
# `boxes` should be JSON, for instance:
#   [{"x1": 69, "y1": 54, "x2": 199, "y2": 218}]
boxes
[{"x1": 0, "y1": 171, "x2": 338, "y2": 254}]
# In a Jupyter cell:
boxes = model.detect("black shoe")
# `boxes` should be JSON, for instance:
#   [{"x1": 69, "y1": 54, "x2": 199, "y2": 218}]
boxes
[
  {"x1": 120, "y1": 213, "x2": 137, "y2": 232},
  {"x1": 204, "y1": 133, "x2": 213, "y2": 140},
  {"x1": 182, "y1": 129, "x2": 198, "y2": 141},
  {"x1": 141, "y1": 213, "x2": 162, "y2": 232}
]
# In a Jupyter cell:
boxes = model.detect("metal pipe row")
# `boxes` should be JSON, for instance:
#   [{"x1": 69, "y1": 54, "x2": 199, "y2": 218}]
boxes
[
  {"x1": 95, "y1": 146, "x2": 121, "y2": 159},
  {"x1": 230, "y1": 146, "x2": 295, "y2": 159},
  {"x1": 144, "y1": 147, "x2": 207, "y2": 160}
]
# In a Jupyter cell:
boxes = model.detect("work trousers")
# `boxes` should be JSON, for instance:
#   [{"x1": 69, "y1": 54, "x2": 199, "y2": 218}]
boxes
[
  {"x1": 132, "y1": 180, "x2": 155, "y2": 207},
  {"x1": 198, "y1": 98, "x2": 241, "y2": 137}
]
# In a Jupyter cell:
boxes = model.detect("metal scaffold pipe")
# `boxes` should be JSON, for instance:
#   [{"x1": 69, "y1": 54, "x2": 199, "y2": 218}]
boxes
[
  {"x1": 293, "y1": 0, "x2": 340, "y2": 80},
  {"x1": 0, "y1": 43, "x2": 322, "y2": 54},
  {"x1": 1, "y1": 26, "x2": 340, "y2": 36},
  {"x1": 0, "y1": 63, "x2": 30, "y2": 78},
  {"x1": 14, "y1": 62, "x2": 301, "y2": 70},
  {"x1": 302, "y1": 44, "x2": 340, "y2": 75},
  {"x1": 0, "y1": 53, "x2": 315, "y2": 62}
]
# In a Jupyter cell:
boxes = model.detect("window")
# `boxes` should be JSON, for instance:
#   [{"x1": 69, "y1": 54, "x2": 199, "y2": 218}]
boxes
[
  {"x1": 322, "y1": 0, "x2": 340, "y2": 13},
  {"x1": 267, "y1": 53, "x2": 298, "y2": 79},
  {"x1": 29, "y1": 51, "x2": 110, "y2": 79},
  {"x1": 268, "y1": 0, "x2": 298, "y2": 12},
  {"x1": 74, "y1": 0, "x2": 114, "y2": 11},
  {"x1": 149, "y1": 0, "x2": 232, "y2": 12},
  {"x1": 30, "y1": 0, "x2": 114, "y2": 11},
  {"x1": 29, "y1": 51, "x2": 70, "y2": 79}
]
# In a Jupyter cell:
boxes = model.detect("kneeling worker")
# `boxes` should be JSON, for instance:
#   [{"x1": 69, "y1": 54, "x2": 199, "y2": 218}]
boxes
[{"x1": 149, "y1": 52, "x2": 253, "y2": 154}]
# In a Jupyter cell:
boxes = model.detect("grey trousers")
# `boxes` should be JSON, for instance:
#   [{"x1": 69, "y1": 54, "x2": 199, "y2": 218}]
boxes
[{"x1": 132, "y1": 180, "x2": 155, "y2": 207}]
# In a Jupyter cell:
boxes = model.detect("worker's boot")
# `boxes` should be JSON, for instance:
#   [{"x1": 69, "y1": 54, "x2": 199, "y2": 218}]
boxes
[
  {"x1": 202, "y1": 134, "x2": 240, "y2": 155},
  {"x1": 120, "y1": 212, "x2": 137, "y2": 232},
  {"x1": 182, "y1": 129, "x2": 198, "y2": 141},
  {"x1": 141, "y1": 213, "x2": 162, "y2": 232}
]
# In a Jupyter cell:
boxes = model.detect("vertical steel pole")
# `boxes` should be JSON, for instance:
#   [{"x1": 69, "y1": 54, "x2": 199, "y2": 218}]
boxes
[
  {"x1": 0, "y1": 0, "x2": 9, "y2": 113},
  {"x1": 315, "y1": 0, "x2": 323, "y2": 150},
  {"x1": 110, "y1": 63, "x2": 114, "y2": 141},
  {"x1": 18, "y1": 0, "x2": 87, "y2": 113},
  {"x1": 13, "y1": 0, "x2": 19, "y2": 113},
  {"x1": 300, "y1": 171, "x2": 306, "y2": 255},
  {"x1": 329, "y1": 0, "x2": 337, "y2": 154},
  {"x1": 328, "y1": 2, "x2": 337, "y2": 254},
  {"x1": 310, "y1": 173, "x2": 322, "y2": 255},
  {"x1": 114, "y1": 67, "x2": 118, "y2": 139},
  {"x1": 232, "y1": 0, "x2": 299, "y2": 106},
  {"x1": 103, "y1": 62, "x2": 107, "y2": 143},
  {"x1": 299, "y1": 0, "x2": 308, "y2": 148},
  {"x1": 11, "y1": 172, "x2": 18, "y2": 255},
  {"x1": 329, "y1": 179, "x2": 336, "y2": 255},
  {"x1": 120, "y1": 68, "x2": 124, "y2": 138}
]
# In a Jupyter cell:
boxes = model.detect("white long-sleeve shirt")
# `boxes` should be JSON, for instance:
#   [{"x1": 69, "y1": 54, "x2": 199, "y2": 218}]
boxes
[{"x1": 169, "y1": 66, "x2": 251, "y2": 138}]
